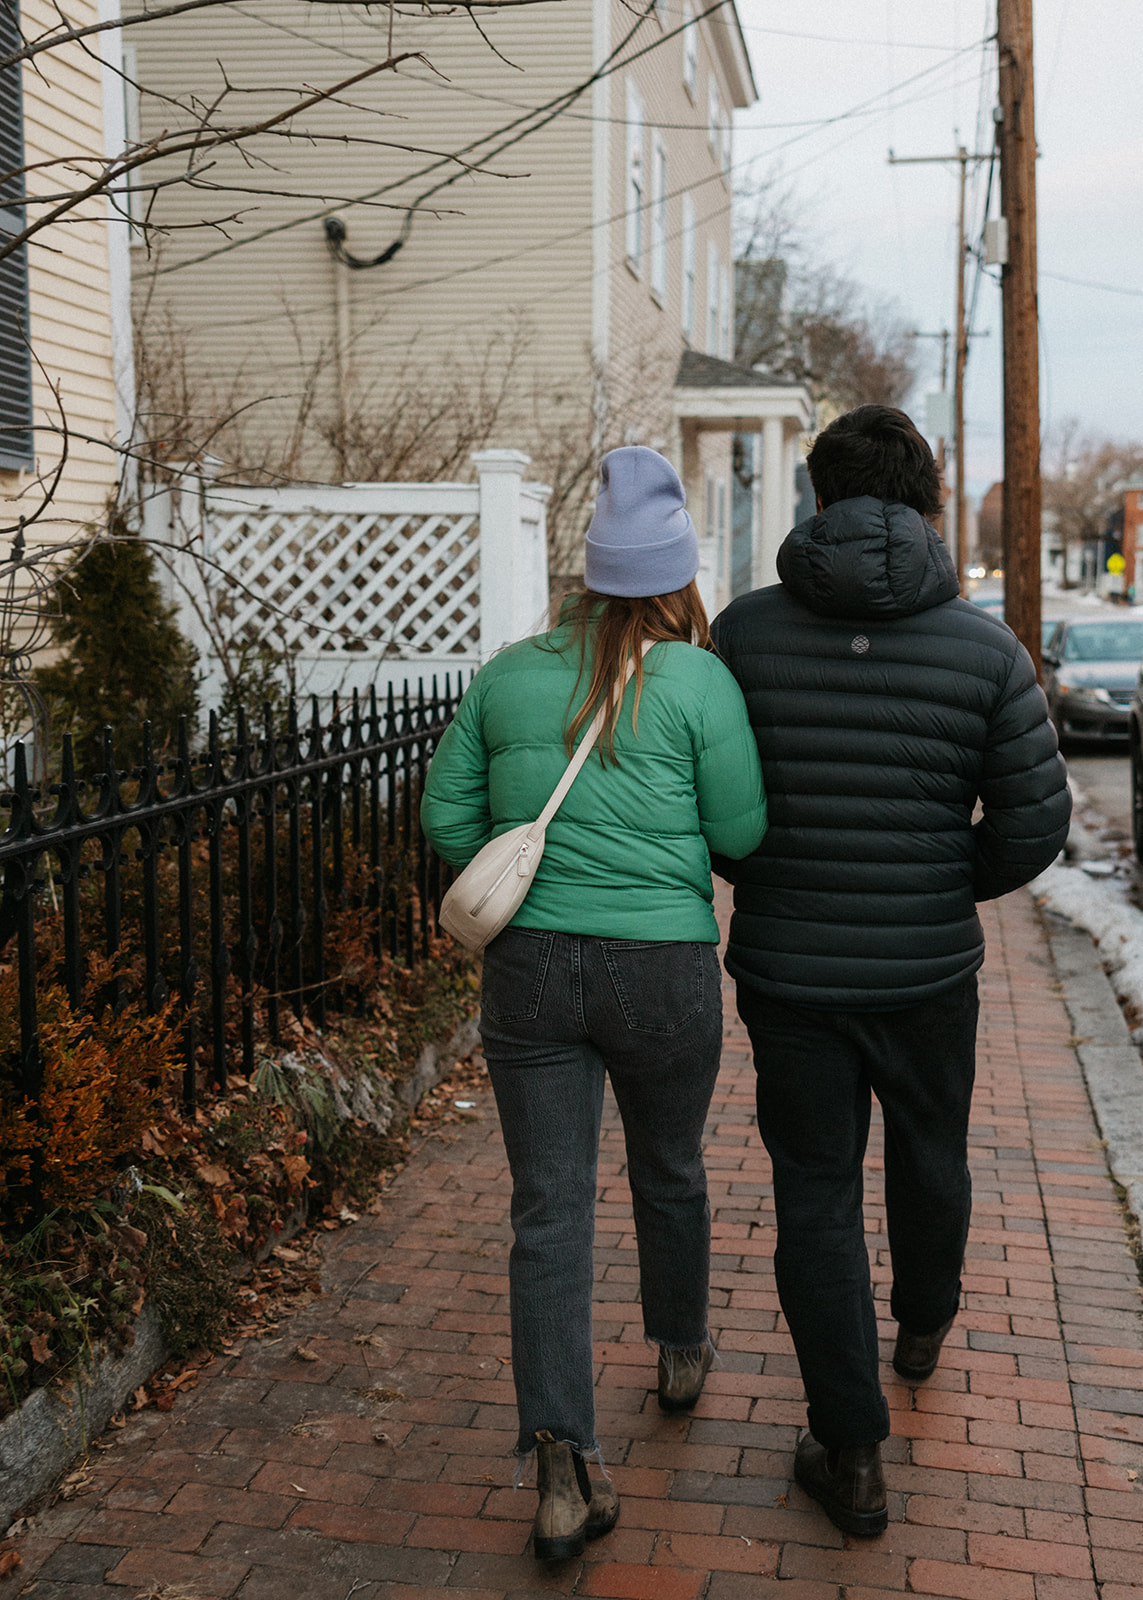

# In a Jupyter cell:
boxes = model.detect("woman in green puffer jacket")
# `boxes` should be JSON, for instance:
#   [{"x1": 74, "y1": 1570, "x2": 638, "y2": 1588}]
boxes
[{"x1": 420, "y1": 446, "x2": 767, "y2": 1560}]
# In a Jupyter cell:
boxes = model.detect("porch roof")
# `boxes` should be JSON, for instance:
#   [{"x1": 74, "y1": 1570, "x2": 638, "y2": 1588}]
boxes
[{"x1": 673, "y1": 350, "x2": 815, "y2": 433}]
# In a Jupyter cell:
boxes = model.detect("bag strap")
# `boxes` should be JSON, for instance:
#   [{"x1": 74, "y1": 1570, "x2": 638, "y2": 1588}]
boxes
[{"x1": 528, "y1": 639, "x2": 654, "y2": 839}]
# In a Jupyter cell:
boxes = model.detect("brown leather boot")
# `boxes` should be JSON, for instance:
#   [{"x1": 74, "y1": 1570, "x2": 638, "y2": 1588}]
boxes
[
  {"x1": 794, "y1": 1432, "x2": 888, "y2": 1537},
  {"x1": 532, "y1": 1433, "x2": 619, "y2": 1561},
  {"x1": 657, "y1": 1340, "x2": 715, "y2": 1411},
  {"x1": 893, "y1": 1314, "x2": 956, "y2": 1382}
]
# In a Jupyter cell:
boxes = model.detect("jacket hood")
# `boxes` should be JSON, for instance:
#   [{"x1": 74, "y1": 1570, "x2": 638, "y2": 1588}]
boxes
[{"x1": 776, "y1": 495, "x2": 959, "y2": 620}]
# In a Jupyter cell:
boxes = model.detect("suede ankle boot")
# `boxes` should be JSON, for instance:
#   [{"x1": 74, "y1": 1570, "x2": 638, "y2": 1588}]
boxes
[
  {"x1": 657, "y1": 1340, "x2": 715, "y2": 1411},
  {"x1": 794, "y1": 1432, "x2": 888, "y2": 1537},
  {"x1": 532, "y1": 1433, "x2": 619, "y2": 1561}
]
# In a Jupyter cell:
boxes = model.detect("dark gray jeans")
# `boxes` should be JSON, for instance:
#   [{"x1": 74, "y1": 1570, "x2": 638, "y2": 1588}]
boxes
[{"x1": 480, "y1": 927, "x2": 723, "y2": 1457}]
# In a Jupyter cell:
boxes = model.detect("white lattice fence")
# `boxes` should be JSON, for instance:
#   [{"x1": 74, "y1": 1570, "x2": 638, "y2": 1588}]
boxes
[{"x1": 147, "y1": 451, "x2": 550, "y2": 707}]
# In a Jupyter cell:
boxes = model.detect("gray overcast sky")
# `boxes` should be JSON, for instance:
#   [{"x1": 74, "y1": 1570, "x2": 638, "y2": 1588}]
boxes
[{"x1": 730, "y1": 0, "x2": 1143, "y2": 499}]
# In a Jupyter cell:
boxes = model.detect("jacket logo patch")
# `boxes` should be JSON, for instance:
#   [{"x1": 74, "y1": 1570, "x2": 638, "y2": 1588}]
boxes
[{"x1": 851, "y1": 635, "x2": 871, "y2": 655}]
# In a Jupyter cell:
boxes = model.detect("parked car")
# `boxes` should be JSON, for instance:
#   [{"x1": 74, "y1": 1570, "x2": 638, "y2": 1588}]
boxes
[{"x1": 1043, "y1": 616, "x2": 1143, "y2": 745}]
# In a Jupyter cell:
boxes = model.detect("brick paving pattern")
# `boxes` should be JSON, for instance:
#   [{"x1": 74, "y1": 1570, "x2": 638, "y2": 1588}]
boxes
[{"x1": 12, "y1": 888, "x2": 1143, "y2": 1599}]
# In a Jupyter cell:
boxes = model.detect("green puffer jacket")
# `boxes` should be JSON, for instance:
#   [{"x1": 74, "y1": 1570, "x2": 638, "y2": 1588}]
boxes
[{"x1": 420, "y1": 623, "x2": 767, "y2": 942}]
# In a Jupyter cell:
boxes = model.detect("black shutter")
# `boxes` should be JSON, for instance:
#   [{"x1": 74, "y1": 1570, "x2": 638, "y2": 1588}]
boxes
[{"x1": 0, "y1": 1, "x2": 32, "y2": 470}]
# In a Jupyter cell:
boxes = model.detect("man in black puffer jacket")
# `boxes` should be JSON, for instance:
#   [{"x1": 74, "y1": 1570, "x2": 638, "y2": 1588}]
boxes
[{"x1": 711, "y1": 405, "x2": 1070, "y2": 1538}]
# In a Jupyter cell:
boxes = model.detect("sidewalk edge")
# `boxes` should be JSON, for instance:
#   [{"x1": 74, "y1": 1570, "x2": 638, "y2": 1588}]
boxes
[{"x1": 1039, "y1": 895, "x2": 1143, "y2": 1233}]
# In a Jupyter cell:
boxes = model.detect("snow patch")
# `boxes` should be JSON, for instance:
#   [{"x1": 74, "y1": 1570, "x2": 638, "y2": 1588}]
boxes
[{"x1": 1033, "y1": 860, "x2": 1143, "y2": 1022}]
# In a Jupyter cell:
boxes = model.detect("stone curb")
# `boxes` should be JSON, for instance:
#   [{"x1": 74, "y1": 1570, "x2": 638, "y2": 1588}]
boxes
[
  {"x1": 0, "y1": 1008, "x2": 482, "y2": 1531},
  {"x1": 1042, "y1": 903, "x2": 1143, "y2": 1232}
]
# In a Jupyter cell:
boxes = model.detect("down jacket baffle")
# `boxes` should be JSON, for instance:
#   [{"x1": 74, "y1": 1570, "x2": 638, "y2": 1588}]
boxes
[{"x1": 711, "y1": 495, "x2": 1071, "y2": 1010}]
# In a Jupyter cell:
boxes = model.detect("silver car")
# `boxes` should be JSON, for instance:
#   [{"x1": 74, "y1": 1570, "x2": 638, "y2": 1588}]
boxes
[{"x1": 1043, "y1": 616, "x2": 1143, "y2": 744}]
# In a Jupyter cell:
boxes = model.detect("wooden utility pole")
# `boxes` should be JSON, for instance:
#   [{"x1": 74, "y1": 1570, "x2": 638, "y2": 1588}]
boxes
[
  {"x1": 910, "y1": 328, "x2": 951, "y2": 474},
  {"x1": 997, "y1": 0, "x2": 1042, "y2": 672},
  {"x1": 953, "y1": 149, "x2": 968, "y2": 595},
  {"x1": 889, "y1": 146, "x2": 986, "y2": 591}
]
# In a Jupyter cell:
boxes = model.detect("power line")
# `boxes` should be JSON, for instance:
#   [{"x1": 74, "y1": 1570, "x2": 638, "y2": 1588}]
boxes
[
  {"x1": 176, "y1": 51, "x2": 985, "y2": 336},
  {"x1": 1041, "y1": 270, "x2": 1143, "y2": 299},
  {"x1": 153, "y1": 18, "x2": 984, "y2": 278}
]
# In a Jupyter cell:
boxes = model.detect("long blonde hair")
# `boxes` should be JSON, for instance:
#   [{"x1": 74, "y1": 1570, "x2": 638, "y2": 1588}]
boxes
[{"x1": 558, "y1": 580, "x2": 712, "y2": 762}]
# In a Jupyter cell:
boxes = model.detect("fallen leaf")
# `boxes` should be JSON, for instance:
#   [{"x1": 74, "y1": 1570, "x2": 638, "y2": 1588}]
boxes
[
  {"x1": 196, "y1": 1163, "x2": 231, "y2": 1187},
  {"x1": 28, "y1": 1332, "x2": 51, "y2": 1364},
  {"x1": 0, "y1": 1547, "x2": 23, "y2": 1577},
  {"x1": 292, "y1": 1345, "x2": 318, "y2": 1363},
  {"x1": 289, "y1": 1482, "x2": 308, "y2": 1494}
]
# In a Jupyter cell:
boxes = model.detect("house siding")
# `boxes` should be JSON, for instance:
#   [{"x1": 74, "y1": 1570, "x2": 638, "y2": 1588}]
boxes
[
  {"x1": 128, "y1": 0, "x2": 751, "y2": 573},
  {"x1": 130, "y1": 2, "x2": 599, "y2": 476},
  {"x1": 605, "y1": 0, "x2": 737, "y2": 449},
  {"x1": 2, "y1": 0, "x2": 119, "y2": 543}
]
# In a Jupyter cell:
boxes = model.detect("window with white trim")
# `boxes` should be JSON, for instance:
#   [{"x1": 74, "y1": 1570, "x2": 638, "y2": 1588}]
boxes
[
  {"x1": 0, "y1": 0, "x2": 32, "y2": 470},
  {"x1": 707, "y1": 239, "x2": 720, "y2": 354},
  {"x1": 682, "y1": 1, "x2": 697, "y2": 99},
  {"x1": 708, "y1": 78, "x2": 721, "y2": 157},
  {"x1": 121, "y1": 39, "x2": 144, "y2": 245},
  {"x1": 649, "y1": 137, "x2": 667, "y2": 302},
  {"x1": 720, "y1": 263, "x2": 731, "y2": 359},
  {"x1": 681, "y1": 193, "x2": 696, "y2": 337},
  {"x1": 625, "y1": 78, "x2": 645, "y2": 272}
]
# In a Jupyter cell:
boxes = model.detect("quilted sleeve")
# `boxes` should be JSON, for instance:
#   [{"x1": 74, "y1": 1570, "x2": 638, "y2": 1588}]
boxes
[
  {"x1": 973, "y1": 642, "x2": 1072, "y2": 901},
  {"x1": 692, "y1": 660, "x2": 768, "y2": 860},
  {"x1": 419, "y1": 676, "x2": 493, "y2": 868}
]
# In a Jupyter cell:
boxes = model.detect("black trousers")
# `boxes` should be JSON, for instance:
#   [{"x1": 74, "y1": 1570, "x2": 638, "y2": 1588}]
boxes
[{"x1": 737, "y1": 975, "x2": 979, "y2": 1448}]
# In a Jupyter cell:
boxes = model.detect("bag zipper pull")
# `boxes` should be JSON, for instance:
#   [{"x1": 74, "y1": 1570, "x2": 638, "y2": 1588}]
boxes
[{"x1": 517, "y1": 840, "x2": 532, "y2": 877}]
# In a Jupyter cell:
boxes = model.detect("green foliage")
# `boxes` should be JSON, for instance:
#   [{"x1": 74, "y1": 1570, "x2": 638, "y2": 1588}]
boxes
[
  {"x1": 216, "y1": 634, "x2": 293, "y2": 744},
  {"x1": 35, "y1": 512, "x2": 199, "y2": 773}
]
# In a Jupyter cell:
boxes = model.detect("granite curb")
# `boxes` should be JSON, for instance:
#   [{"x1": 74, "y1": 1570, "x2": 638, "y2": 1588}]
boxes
[{"x1": 1042, "y1": 900, "x2": 1143, "y2": 1233}]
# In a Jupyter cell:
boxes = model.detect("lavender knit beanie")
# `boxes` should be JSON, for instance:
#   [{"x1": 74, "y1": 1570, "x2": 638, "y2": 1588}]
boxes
[{"x1": 584, "y1": 446, "x2": 699, "y2": 598}]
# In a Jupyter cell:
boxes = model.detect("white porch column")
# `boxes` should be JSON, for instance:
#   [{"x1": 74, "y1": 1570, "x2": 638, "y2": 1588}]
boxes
[
  {"x1": 756, "y1": 415, "x2": 785, "y2": 588},
  {"x1": 474, "y1": 449, "x2": 533, "y2": 663},
  {"x1": 781, "y1": 428, "x2": 799, "y2": 541}
]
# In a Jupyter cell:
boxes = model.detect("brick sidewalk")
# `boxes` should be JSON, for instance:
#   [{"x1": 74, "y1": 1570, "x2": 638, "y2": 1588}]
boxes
[{"x1": 12, "y1": 889, "x2": 1143, "y2": 1600}]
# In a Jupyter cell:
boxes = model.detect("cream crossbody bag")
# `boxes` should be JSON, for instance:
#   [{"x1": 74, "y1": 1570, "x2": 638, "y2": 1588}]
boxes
[{"x1": 437, "y1": 643, "x2": 651, "y2": 955}]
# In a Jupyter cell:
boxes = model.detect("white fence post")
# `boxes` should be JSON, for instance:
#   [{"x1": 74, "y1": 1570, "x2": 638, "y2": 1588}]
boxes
[{"x1": 474, "y1": 449, "x2": 537, "y2": 663}]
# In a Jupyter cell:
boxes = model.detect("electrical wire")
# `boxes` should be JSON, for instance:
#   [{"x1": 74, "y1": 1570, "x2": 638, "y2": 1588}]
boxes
[
  {"x1": 181, "y1": 52, "x2": 986, "y2": 335},
  {"x1": 153, "y1": 20, "x2": 985, "y2": 278},
  {"x1": 1040, "y1": 270, "x2": 1143, "y2": 299}
]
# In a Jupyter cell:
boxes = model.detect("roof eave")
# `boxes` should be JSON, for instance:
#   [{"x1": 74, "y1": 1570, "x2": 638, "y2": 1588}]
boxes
[{"x1": 710, "y1": 3, "x2": 757, "y2": 108}]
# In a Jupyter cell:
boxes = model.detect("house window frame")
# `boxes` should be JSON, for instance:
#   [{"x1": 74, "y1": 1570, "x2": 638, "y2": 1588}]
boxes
[
  {"x1": 0, "y1": 0, "x2": 33, "y2": 472},
  {"x1": 625, "y1": 77, "x2": 645, "y2": 275},
  {"x1": 120, "y1": 38, "x2": 145, "y2": 246},
  {"x1": 682, "y1": 1, "x2": 698, "y2": 100},
  {"x1": 681, "y1": 192, "x2": 696, "y2": 337},
  {"x1": 707, "y1": 238, "x2": 720, "y2": 355},
  {"x1": 720, "y1": 262, "x2": 731, "y2": 359},
  {"x1": 649, "y1": 135, "x2": 667, "y2": 304}
]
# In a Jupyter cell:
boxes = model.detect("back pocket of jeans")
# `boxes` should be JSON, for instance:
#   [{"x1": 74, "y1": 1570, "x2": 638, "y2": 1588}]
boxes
[
  {"x1": 481, "y1": 928, "x2": 554, "y2": 1023},
  {"x1": 601, "y1": 941, "x2": 705, "y2": 1035}
]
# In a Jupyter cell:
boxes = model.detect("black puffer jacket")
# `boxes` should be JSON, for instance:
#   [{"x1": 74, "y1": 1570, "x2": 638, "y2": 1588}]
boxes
[{"x1": 711, "y1": 496, "x2": 1071, "y2": 1010}]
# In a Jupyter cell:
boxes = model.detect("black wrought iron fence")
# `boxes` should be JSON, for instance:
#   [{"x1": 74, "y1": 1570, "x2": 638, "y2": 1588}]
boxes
[{"x1": 0, "y1": 678, "x2": 463, "y2": 1115}]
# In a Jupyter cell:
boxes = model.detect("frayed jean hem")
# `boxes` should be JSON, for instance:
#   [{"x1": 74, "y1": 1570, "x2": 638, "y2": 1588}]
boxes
[{"x1": 512, "y1": 1437, "x2": 608, "y2": 1489}]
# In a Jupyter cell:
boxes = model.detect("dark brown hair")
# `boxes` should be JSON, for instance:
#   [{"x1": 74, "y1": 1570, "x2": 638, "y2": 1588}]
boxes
[
  {"x1": 557, "y1": 580, "x2": 711, "y2": 761},
  {"x1": 806, "y1": 404, "x2": 944, "y2": 520}
]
